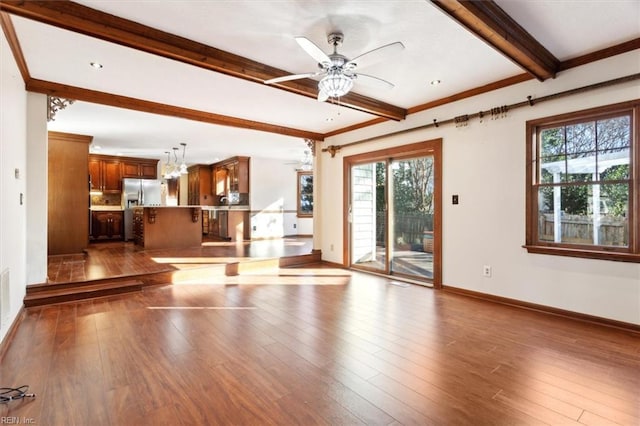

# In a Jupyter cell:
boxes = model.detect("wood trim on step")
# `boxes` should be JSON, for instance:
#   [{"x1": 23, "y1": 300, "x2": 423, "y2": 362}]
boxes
[{"x1": 442, "y1": 285, "x2": 640, "y2": 334}]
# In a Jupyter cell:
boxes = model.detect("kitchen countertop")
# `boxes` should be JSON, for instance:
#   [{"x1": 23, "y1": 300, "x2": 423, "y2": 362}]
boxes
[
  {"x1": 206, "y1": 205, "x2": 250, "y2": 211},
  {"x1": 132, "y1": 205, "x2": 201, "y2": 209},
  {"x1": 90, "y1": 205, "x2": 251, "y2": 211},
  {"x1": 90, "y1": 205, "x2": 123, "y2": 211}
]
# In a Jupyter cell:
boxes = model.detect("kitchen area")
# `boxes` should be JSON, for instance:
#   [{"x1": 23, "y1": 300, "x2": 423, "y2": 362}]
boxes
[
  {"x1": 50, "y1": 130, "x2": 311, "y2": 259},
  {"x1": 47, "y1": 130, "x2": 312, "y2": 264},
  {"x1": 88, "y1": 153, "x2": 251, "y2": 248}
]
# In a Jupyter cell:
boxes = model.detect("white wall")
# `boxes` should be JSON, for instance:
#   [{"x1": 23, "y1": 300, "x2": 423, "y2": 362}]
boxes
[
  {"x1": 250, "y1": 157, "x2": 312, "y2": 238},
  {"x1": 320, "y1": 51, "x2": 640, "y2": 325},
  {"x1": 26, "y1": 93, "x2": 48, "y2": 284},
  {"x1": 0, "y1": 30, "x2": 28, "y2": 342}
]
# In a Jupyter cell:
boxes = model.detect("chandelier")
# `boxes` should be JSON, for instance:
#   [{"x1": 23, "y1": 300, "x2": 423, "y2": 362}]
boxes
[
  {"x1": 299, "y1": 149, "x2": 313, "y2": 171},
  {"x1": 162, "y1": 145, "x2": 188, "y2": 179},
  {"x1": 318, "y1": 69, "x2": 354, "y2": 98}
]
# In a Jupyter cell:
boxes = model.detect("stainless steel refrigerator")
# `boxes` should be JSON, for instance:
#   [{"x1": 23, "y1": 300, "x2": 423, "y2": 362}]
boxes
[{"x1": 122, "y1": 178, "x2": 163, "y2": 241}]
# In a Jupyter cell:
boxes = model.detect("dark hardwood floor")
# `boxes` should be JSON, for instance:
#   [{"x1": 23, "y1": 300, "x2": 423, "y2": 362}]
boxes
[
  {"x1": 2, "y1": 265, "x2": 638, "y2": 425},
  {"x1": 46, "y1": 237, "x2": 314, "y2": 284}
]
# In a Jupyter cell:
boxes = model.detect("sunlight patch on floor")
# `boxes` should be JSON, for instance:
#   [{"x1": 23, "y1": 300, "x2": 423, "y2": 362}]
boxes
[
  {"x1": 171, "y1": 274, "x2": 350, "y2": 286},
  {"x1": 147, "y1": 306, "x2": 256, "y2": 310},
  {"x1": 201, "y1": 241, "x2": 251, "y2": 247},
  {"x1": 150, "y1": 256, "x2": 269, "y2": 264}
]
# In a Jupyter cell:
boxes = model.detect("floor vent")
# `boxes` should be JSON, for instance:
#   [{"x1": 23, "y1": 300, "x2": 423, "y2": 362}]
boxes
[{"x1": 0, "y1": 268, "x2": 9, "y2": 328}]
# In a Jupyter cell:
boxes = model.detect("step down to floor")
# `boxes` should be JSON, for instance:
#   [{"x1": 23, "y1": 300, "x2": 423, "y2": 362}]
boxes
[{"x1": 24, "y1": 279, "x2": 143, "y2": 307}]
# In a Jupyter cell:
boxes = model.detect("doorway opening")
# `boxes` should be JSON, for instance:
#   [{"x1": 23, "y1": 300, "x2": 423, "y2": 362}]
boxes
[{"x1": 344, "y1": 140, "x2": 442, "y2": 287}]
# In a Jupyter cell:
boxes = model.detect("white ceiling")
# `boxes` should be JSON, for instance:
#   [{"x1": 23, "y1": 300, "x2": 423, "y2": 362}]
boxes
[{"x1": 6, "y1": 0, "x2": 640, "y2": 164}]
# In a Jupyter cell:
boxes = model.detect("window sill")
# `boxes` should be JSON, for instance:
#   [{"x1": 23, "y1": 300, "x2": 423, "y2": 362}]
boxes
[{"x1": 523, "y1": 245, "x2": 640, "y2": 263}]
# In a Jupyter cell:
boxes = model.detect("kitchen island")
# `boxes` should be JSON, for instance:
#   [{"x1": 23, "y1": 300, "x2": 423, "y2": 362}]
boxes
[{"x1": 133, "y1": 206, "x2": 202, "y2": 249}]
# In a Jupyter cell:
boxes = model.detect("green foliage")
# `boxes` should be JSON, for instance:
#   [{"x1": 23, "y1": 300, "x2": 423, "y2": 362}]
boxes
[
  {"x1": 300, "y1": 174, "x2": 313, "y2": 213},
  {"x1": 539, "y1": 115, "x2": 630, "y2": 218},
  {"x1": 375, "y1": 158, "x2": 435, "y2": 214},
  {"x1": 601, "y1": 165, "x2": 629, "y2": 216},
  {"x1": 393, "y1": 158, "x2": 434, "y2": 214}
]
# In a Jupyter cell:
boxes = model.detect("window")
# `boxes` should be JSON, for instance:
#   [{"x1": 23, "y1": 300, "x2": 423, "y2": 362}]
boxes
[
  {"x1": 297, "y1": 171, "x2": 313, "y2": 217},
  {"x1": 525, "y1": 100, "x2": 639, "y2": 262}
]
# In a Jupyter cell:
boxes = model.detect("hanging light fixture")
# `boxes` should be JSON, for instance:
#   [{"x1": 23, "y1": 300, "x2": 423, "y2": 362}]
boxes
[
  {"x1": 162, "y1": 151, "x2": 173, "y2": 179},
  {"x1": 318, "y1": 69, "x2": 354, "y2": 98},
  {"x1": 179, "y1": 142, "x2": 188, "y2": 174},
  {"x1": 170, "y1": 147, "x2": 181, "y2": 178},
  {"x1": 299, "y1": 150, "x2": 313, "y2": 171}
]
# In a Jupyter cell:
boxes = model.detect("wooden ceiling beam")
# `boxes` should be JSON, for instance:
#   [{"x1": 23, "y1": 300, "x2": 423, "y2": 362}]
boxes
[
  {"x1": 0, "y1": 0, "x2": 407, "y2": 121},
  {"x1": 0, "y1": 11, "x2": 29, "y2": 82},
  {"x1": 431, "y1": 0, "x2": 559, "y2": 81},
  {"x1": 27, "y1": 79, "x2": 325, "y2": 141}
]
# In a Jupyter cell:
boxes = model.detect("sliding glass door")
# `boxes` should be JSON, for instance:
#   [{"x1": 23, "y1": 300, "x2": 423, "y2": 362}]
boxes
[
  {"x1": 389, "y1": 156, "x2": 435, "y2": 279},
  {"x1": 346, "y1": 140, "x2": 441, "y2": 286}
]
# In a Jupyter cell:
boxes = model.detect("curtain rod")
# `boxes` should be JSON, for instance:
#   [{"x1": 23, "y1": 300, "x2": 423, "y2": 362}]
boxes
[{"x1": 321, "y1": 73, "x2": 640, "y2": 157}]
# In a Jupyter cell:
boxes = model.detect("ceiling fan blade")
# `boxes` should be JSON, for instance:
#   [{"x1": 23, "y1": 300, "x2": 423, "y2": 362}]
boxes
[
  {"x1": 355, "y1": 73, "x2": 395, "y2": 90},
  {"x1": 295, "y1": 36, "x2": 332, "y2": 66},
  {"x1": 317, "y1": 90, "x2": 329, "y2": 102},
  {"x1": 345, "y1": 41, "x2": 405, "y2": 70},
  {"x1": 264, "y1": 72, "x2": 320, "y2": 85}
]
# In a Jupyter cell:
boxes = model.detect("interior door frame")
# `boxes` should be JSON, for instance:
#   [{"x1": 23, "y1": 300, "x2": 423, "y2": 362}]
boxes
[{"x1": 342, "y1": 139, "x2": 442, "y2": 288}]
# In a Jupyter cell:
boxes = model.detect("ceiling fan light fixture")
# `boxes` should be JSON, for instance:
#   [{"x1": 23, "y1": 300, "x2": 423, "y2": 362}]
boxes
[{"x1": 318, "y1": 71, "x2": 354, "y2": 98}]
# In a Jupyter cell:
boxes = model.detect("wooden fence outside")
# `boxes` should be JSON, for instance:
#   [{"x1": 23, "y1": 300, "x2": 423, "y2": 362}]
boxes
[
  {"x1": 377, "y1": 212, "x2": 434, "y2": 251},
  {"x1": 539, "y1": 214, "x2": 628, "y2": 246}
]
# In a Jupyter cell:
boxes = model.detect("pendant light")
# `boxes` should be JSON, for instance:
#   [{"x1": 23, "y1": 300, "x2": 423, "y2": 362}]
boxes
[
  {"x1": 170, "y1": 147, "x2": 181, "y2": 178},
  {"x1": 162, "y1": 151, "x2": 173, "y2": 179},
  {"x1": 179, "y1": 142, "x2": 188, "y2": 174}
]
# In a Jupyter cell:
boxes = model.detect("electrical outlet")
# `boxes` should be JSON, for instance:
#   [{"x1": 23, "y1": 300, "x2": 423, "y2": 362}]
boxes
[
  {"x1": 330, "y1": 244, "x2": 334, "y2": 251},
  {"x1": 483, "y1": 265, "x2": 492, "y2": 277},
  {"x1": 293, "y1": 223, "x2": 296, "y2": 228}
]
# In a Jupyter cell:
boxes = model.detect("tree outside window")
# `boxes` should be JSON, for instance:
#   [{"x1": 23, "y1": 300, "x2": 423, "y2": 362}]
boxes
[{"x1": 297, "y1": 171, "x2": 313, "y2": 217}]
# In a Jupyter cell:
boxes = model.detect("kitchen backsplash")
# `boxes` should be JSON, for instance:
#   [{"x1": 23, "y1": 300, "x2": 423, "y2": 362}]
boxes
[{"x1": 91, "y1": 193, "x2": 122, "y2": 206}]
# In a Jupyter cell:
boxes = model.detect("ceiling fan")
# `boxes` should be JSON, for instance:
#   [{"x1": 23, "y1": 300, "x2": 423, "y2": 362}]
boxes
[
  {"x1": 284, "y1": 149, "x2": 313, "y2": 171},
  {"x1": 265, "y1": 32, "x2": 404, "y2": 102}
]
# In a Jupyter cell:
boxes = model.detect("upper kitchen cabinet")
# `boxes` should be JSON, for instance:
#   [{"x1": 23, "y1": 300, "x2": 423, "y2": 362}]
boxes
[
  {"x1": 121, "y1": 158, "x2": 158, "y2": 179},
  {"x1": 234, "y1": 157, "x2": 250, "y2": 193},
  {"x1": 212, "y1": 156, "x2": 250, "y2": 203},
  {"x1": 89, "y1": 154, "x2": 122, "y2": 193},
  {"x1": 187, "y1": 165, "x2": 213, "y2": 205},
  {"x1": 213, "y1": 166, "x2": 227, "y2": 196}
]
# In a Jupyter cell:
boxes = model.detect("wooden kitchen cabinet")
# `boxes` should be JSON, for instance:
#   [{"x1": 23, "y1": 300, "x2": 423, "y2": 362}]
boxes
[
  {"x1": 91, "y1": 211, "x2": 124, "y2": 240},
  {"x1": 48, "y1": 131, "x2": 91, "y2": 255},
  {"x1": 213, "y1": 166, "x2": 228, "y2": 196},
  {"x1": 187, "y1": 165, "x2": 213, "y2": 205},
  {"x1": 212, "y1": 156, "x2": 250, "y2": 203},
  {"x1": 89, "y1": 155, "x2": 122, "y2": 193},
  {"x1": 121, "y1": 159, "x2": 158, "y2": 179}
]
